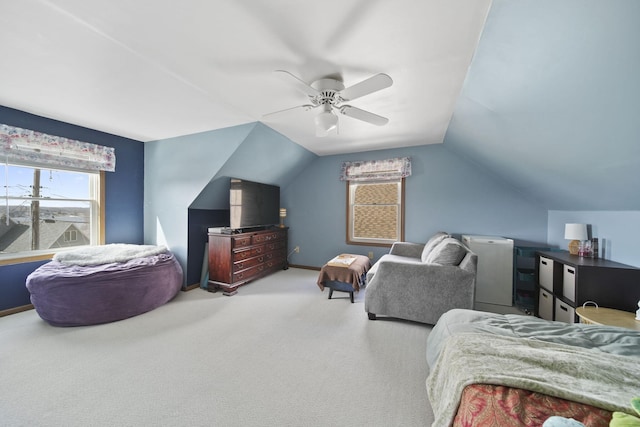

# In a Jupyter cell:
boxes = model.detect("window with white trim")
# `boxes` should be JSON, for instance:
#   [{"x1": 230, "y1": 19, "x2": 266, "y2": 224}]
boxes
[
  {"x1": 0, "y1": 123, "x2": 113, "y2": 263},
  {"x1": 0, "y1": 163, "x2": 102, "y2": 261}
]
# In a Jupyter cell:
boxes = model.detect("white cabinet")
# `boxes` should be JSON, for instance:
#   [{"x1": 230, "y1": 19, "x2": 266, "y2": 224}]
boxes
[{"x1": 462, "y1": 235, "x2": 514, "y2": 306}]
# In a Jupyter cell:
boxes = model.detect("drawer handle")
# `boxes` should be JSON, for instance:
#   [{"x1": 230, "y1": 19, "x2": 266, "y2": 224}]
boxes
[
  {"x1": 541, "y1": 260, "x2": 547, "y2": 265},
  {"x1": 567, "y1": 268, "x2": 575, "y2": 275},
  {"x1": 542, "y1": 292, "x2": 549, "y2": 299},
  {"x1": 560, "y1": 305, "x2": 568, "y2": 312}
]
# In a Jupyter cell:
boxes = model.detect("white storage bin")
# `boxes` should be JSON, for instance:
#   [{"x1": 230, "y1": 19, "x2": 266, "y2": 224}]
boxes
[
  {"x1": 563, "y1": 265, "x2": 576, "y2": 302},
  {"x1": 538, "y1": 287, "x2": 553, "y2": 321},
  {"x1": 555, "y1": 299, "x2": 576, "y2": 323},
  {"x1": 538, "y1": 256, "x2": 554, "y2": 291}
]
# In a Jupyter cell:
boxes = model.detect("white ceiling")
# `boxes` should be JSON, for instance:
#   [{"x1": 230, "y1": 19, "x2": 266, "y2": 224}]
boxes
[{"x1": 0, "y1": 0, "x2": 491, "y2": 156}]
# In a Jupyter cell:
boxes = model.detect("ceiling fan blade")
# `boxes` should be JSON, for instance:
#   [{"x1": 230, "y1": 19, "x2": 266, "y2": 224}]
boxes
[
  {"x1": 262, "y1": 104, "x2": 317, "y2": 118},
  {"x1": 274, "y1": 70, "x2": 319, "y2": 97},
  {"x1": 339, "y1": 73, "x2": 393, "y2": 101},
  {"x1": 339, "y1": 105, "x2": 389, "y2": 126}
]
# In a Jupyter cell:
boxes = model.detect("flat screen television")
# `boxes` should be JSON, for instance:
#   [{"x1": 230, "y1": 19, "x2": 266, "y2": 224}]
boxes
[{"x1": 229, "y1": 178, "x2": 280, "y2": 231}]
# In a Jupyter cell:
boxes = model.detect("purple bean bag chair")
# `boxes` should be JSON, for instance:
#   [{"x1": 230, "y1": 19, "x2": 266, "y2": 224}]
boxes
[{"x1": 26, "y1": 245, "x2": 183, "y2": 327}]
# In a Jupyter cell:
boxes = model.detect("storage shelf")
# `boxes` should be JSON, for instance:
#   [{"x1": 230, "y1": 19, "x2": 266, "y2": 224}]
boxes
[{"x1": 513, "y1": 245, "x2": 556, "y2": 312}]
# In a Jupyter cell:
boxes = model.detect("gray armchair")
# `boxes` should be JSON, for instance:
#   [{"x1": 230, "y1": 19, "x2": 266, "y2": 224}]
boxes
[{"x1": 364, "y1": 235, "x2": 477, "y2": 325}]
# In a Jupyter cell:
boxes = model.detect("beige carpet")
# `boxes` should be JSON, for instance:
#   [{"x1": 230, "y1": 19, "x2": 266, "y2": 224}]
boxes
[{"x1": 0, "y1": 268, "x2": 434, "y2": 426}]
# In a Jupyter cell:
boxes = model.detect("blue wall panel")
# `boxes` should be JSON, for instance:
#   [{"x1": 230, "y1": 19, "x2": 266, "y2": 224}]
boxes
[
  {"x1": 0, "y1": 106, "x2": 144, "y2": 311},
  {"x1": 283, "y1": 143, "x2": 549, "y2": 268},
  {"x1": 548, "y1": 210, "x2": 640, "y2": 267}
]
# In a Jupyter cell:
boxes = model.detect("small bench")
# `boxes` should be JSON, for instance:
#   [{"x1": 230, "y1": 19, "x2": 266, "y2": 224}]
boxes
[{"x1": 316, "y1": 254, "x2": 371, "y2": 303}]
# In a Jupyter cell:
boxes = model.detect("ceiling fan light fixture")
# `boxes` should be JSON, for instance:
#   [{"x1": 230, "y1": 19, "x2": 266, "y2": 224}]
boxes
[
  {"x1": 315, "y1": 110, "x2": 338, "y2": 136},
  {"x1": 270, "y1": 70, "x2": 393, "y2": 136}
]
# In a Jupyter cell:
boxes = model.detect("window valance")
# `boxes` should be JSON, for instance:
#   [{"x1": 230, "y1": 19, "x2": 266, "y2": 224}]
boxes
[
  {"x1": 1, "y1": 123, "x2": 115, "y2": 172},
  {"x1": 340, "y1": 157, "x2": 411, "y2": 181}
]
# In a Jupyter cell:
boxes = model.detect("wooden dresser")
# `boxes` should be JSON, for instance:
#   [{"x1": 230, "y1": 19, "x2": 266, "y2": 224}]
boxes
[{"x1": 208, "y1": 227, "x2": 288, "y2": 295}]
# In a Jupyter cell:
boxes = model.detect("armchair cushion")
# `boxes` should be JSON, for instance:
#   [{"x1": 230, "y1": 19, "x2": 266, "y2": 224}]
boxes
[
  {"x1": 425, "y1": 237, "x2": 467, "y2": 266},
  {"x1": 420, "y1": 232, "x2": 450, "y2": 262}
]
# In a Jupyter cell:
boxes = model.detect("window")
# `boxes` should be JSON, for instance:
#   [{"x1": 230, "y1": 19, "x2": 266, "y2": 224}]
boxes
[
  {"x1": 341, "y1": 157, "x2": 410, "y2": 246},
  {"x1": 64, "y1": 230, "x2": 78, "y2": 242},
  {"x1": 1, "y1": 123, "x2": 113, "y2": 264},
  {"x1": 0, "y1": 163, "x2": 104, "y2": 263},
  {"x1": 346, "y1": 179, "x2": 405, "y2": 246}
]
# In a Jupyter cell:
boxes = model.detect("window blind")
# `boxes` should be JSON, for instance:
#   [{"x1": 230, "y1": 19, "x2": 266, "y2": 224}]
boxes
[{"x1": 340, "y1": 157, "x2": 411, "y2": 181}]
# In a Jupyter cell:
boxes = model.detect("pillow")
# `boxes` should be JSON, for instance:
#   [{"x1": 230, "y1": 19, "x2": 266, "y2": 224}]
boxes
[
  {"x1": 425, "y1": 238, "x2": 467, "y2": 266},
  {"x1": 421, "y1": 232, "x2": 450, "y2": 262}
]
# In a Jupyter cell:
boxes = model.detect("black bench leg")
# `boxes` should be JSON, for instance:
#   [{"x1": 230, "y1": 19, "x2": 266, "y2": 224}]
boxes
[
  {"x1": 328, "y1": 288, "x2": 334, "y2": 300},
  {"x1": 350, "y1": 292, "x2": 354, "y2": 303}
]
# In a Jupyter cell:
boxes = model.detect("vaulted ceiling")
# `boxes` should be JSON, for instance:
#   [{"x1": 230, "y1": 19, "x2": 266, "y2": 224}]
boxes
[
  {"x1": 0, "y1": 0, "x2": 491, "y2": 156},
  {"x1": 1, "y1": 0, "x2": 638, "y2": 210}
]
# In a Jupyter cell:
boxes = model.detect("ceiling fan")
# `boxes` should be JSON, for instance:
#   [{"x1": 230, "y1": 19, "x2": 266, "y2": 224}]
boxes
[{"x1": 265, "y1": 70, "x2": 393, "y2": 137}]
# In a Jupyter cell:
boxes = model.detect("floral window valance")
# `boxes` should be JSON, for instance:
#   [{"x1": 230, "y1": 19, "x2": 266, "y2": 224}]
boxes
[
  {"x1": 0, "y1": 123, "x2": 115, "y2": 172},
  {"x1": 340, "y1": 157, "x2": 411, "y2": 181}
]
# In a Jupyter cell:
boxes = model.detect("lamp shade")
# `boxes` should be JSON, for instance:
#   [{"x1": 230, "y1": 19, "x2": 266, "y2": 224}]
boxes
[
  {"x1": 279, "y1": 208, "x2": 287, "y2": 218},
  {"x1": 315, "y1": 111, "x2": 338, "y2": 136},
  {"x1": 564, "y1": 223, "x2": 587, "y2": 241}
]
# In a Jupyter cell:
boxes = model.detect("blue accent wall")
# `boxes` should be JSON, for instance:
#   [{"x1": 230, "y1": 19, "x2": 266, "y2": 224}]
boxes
[
  {"x1": 0, "y1": 106, "x2": 144, "y2": 311},
  {"x1": 283, "y1": 143, "x2": 549, "y2": 268}
]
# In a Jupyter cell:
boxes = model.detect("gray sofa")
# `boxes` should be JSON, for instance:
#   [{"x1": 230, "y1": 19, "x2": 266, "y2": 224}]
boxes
[{"x1": 364, "y1": 233, "x2": 477, "y2": 324}]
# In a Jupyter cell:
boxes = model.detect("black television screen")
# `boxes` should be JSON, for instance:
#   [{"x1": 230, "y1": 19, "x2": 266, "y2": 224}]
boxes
[{"x1": 229, "y1": 179, "x2": 280, "y2": 230}]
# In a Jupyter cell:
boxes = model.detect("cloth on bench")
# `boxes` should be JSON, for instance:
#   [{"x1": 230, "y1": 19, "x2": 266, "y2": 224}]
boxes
[{"x1": 317, "y1": 254, "x2": 371, "y2": 300}]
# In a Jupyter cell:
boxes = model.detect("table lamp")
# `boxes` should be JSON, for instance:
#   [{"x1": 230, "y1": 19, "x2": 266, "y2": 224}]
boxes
[
  {"x1": 564, "y1": 223, "x2": 587, "y2": 255},
  {"x1": 279, "y1": 208, "x2": 287, "y2": 228}
]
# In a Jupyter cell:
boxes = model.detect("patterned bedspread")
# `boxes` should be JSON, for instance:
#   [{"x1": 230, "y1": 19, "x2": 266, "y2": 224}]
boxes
[
  {"x1": 427, "y1": 333, "x2": 639, "y2": 426},
  {"x1": 453, "y1": 384, "x2": 612, "y2": 427},
  {"x1": 426, "y1": 309, "x2": 640, "y2": 427}
]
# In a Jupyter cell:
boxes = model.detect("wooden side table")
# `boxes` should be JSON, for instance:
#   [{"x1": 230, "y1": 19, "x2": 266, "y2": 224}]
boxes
[{"x1": 575, "y1": 306, "x2": 640, "y2": 331}]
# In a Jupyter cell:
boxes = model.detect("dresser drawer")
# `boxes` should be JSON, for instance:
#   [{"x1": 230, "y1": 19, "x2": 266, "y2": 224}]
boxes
[
  {"x1": 233, "y1": 255, "x2": 264, "y2": 272},
  {"x1": 538, "y1": 256, "x2": 554, "y2": 291},
  {"x1": 263, "y1": 249, "x2": 286, "y2": 263},
  {"x1": 232, "y1": 236, "x2": 252, "y2": 248},
  {"x1": 265, "y1": 240, "x2": 286, "y2": 252},
  {"x1": 252, "y1": 231, "x2": 282, "y2": 244},
  {"x1": 233, "y1": 244, "x2": 266, "y2": 261},
  {"x1": 233, "y1": 263, "x2": 265, "y2": 282}
]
